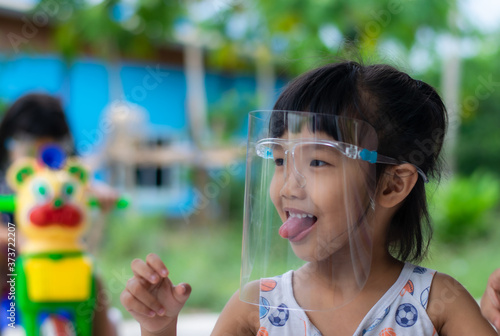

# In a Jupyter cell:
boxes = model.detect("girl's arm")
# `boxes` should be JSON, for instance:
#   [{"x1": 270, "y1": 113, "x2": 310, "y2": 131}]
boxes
[
  {"x1": 211, "y1": 287, "x2": 260, "y2": 336},
  {"x1": 428, "y1": 273, "x2": 497, "y2": 335}
]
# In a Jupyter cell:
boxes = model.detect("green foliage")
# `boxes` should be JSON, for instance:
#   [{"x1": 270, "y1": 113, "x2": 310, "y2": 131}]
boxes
[
  {"x1": 428, "y1": 171, "x2": 500, "y2": 244},
  {"x1": 219, "y1": 168, "x2": 246, "y2": 221},
  {"x1": 423, "y1": 206, "x2": 500, "y2": 298},
  {"x1": 0, "y1": 98, "x2": 9, "y2": 118},
  {"x1": 208, "y1": 89, "x2": 257, "y2": 142},
  {"x1": 201, "y1": 0, "x2": 458, "y2": 75},
  {"x1": 456, "y1": 51, "x2": 500, "y2": 176},
  {"x1": 36, "y1": 0, "x2": 184, "y2": 62}
]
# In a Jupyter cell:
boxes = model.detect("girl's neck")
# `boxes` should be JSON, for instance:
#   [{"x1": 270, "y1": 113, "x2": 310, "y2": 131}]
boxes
[
  {"x1": 304, "y1": 248, "x2": 399, "y2": 284},
  {"x1": 293, "y1": 244, "x2": 403, "y2": 309}
]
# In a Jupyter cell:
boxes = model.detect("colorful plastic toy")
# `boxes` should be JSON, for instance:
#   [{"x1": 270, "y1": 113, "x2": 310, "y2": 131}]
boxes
[{"x1": 3, "y1": 145, "x2": 124, "y2": 336}]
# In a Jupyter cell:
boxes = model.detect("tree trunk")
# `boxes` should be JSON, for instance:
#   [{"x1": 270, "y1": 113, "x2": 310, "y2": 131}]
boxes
[
  {"x1": 184, "y1": 42, "x2": 208, "y2": 147},
  {"x1": 255, "y1": 45, "x2": 276, "y2": 109},
  {"x1": 441, "y1": 35, "x2": 461, "y2": 175},
  {"x1": 183, "y1": 41, "x2": 211, "y2": 225}
]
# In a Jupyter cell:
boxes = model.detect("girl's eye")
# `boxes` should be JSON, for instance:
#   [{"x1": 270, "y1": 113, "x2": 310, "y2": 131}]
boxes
[
  {"x1": 310, "y1": 159, "x2": 327, "y2": 167},
  {"x1": 274, "y1": 158, "x2": 284, "y2": 166}
]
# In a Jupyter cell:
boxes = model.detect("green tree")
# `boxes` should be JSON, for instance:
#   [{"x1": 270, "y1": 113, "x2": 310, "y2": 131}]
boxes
[
  {"x1": 201, "y1": 0, "x2": 457, "y2": 72},
  {"x1": 195, "y1": 0, "x2": 462, "y2": 159},
  {"x1": 37, "y1": 0, "x2": 183, "y2": 62},
  {"x1": 456, "y1": 47, "x2": 500, "y2": 176}
]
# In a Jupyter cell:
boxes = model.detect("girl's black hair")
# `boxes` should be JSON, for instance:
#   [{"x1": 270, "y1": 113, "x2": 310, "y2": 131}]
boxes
[
  {"x1": 272, "y1": 61, "x2": 447, "y2": 263},
  {"x1": 0, "y1": 93, "x2": 75, "y2": 170}
]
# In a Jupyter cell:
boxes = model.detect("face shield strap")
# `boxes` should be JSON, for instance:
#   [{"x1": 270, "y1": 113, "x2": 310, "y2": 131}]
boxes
[{"x1": 375, "y1": 154, "x2": 429, "y2": 183}]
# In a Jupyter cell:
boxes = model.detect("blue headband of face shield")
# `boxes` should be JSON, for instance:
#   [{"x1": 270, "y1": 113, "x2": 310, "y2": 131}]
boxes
[{"x1": 255, "y1": 138, "x2": 429, "y2": 184}]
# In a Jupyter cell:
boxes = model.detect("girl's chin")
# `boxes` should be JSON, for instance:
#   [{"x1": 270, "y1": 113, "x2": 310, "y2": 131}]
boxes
[
  {"x1": 289, "y1": 245, "x2": 327, "y2": 263},
  {"x1": 290, "y1": 240, "x2": 350, "y2": 263}
]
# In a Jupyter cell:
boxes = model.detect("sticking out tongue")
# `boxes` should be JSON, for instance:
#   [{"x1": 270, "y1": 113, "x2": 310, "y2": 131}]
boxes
[{"x1": 279, "y1": 215, "x2": 316, "y2": 241}]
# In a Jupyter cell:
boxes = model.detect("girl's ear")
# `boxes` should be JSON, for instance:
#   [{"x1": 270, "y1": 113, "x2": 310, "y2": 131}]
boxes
[{"x1": 377, "y1": 163, "x2": 419, "y2": 208}]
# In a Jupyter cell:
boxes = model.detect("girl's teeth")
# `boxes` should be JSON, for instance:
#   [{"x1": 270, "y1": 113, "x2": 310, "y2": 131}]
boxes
[{"x1": 289, "y1": 212, "x2": 313, "y2": 218}]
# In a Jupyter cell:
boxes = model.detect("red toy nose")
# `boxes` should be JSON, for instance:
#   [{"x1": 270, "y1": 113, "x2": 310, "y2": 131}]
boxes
[{"x1": 29, "y1": 203, "x2": 82, "y2": 227}]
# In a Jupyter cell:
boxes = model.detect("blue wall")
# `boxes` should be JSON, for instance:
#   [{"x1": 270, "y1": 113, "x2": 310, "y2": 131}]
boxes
[
  {"x1": 120, "y1": 62, "x2": 187, "y2": 130},
  {"x1": 0, "y1": 55, "x2": 196, "y2": 154},
  {"x1": 0, "y1": 54, "x2": 278, "y2": 152},
  {"x1": 0, "y1": 55, "x2": 65, "y2": 97}
]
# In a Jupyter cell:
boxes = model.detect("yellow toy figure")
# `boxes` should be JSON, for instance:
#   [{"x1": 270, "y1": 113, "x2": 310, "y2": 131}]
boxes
[{"x1": 6, "y1": 144, "x2": 96, "y2": 336}]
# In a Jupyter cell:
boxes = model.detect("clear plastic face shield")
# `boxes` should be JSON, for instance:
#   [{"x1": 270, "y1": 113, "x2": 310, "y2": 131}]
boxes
[{"x1": 241, "y1": 111, "x2": 381, "y2": 311}]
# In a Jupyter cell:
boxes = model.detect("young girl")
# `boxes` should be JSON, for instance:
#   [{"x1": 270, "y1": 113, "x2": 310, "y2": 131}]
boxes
[{"x1": 120, "y1": 61, "x2": 497, "y2": 335}]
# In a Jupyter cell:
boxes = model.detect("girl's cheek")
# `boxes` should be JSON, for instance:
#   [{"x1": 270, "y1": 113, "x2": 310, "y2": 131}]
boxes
[
  {"x1": 269, "y1": 177, "x2": 283, "y2": 215},
  {"x1": 269, "y1": 187, "x2": 280, "y2": 209}
]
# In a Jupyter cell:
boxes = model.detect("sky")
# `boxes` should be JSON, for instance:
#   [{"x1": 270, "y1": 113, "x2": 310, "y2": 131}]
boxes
[
  {"x1": 0, "y1": 0, "x2": 35, "y2": 11},
  {"x1": 459, "y1": 0, "x2": 500, "y2": 32}
]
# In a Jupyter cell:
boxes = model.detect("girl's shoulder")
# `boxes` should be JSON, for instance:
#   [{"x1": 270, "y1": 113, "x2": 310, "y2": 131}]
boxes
[
  {"x1": 211, "y1": 283, "x2": 261, "y2": 336},
  {"x1": 427, "y1": 271, "x2": 497, "y2": 335}
]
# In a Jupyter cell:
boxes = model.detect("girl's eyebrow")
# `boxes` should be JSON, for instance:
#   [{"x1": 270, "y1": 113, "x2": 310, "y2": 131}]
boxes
[{"x1": 308, "y1": 143, "x2": 330, "y2": 149}]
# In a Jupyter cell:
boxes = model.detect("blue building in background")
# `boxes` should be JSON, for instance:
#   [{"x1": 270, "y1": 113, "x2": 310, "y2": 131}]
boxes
[{"x1": 0, "y1": 52, "x2": 284, "y2": 218}]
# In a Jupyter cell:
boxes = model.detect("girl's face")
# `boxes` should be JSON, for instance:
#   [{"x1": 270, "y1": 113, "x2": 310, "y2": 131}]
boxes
[{"x1": 269, "y1": 128, "x2": 372, "y2": 262}]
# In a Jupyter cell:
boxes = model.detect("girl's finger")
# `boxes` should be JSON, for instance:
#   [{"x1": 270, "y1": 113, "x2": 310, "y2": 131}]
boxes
[
  {"x1": 488, "y1": 270, "x2": 500, "y2": 309},
  {"x1": 120, "y1": 289, "x2": 157, "y2": 318},
  {"x1": 489, "y1": 287, "x2": 500, "y2": 310},
  {"x1": 146, "y1": 253, "x2": 169, "y2": 278},
  {"x1": 490, "y1": 269, "x2": 500, "y2": 291},
  {"x1": 131, "y1": 258, "x2": 163, "y2": 285},
  {"x1": 125, "y1": 277, "x2": 166, "y2": 315},
  {"x1": 172, "y1": 283, "x2": 192, "y2": 305}
]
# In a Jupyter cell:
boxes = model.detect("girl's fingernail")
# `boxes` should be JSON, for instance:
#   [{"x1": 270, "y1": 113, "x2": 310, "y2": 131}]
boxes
[
  {"x1": 148, "y1": 310, "x2": 156, "y2": 317},
  {"x1": 157, "y1": 307, "x2": 165, "y2": 316},
  {"x1": 161, "y1": 269, "x2": 168, "y2": 277},
  {"x1": 150, "y1": 274, "x2": 158, "y2": 282}
]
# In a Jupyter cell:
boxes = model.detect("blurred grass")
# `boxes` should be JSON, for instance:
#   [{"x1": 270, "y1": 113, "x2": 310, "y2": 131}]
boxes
[
  {"x1": 94, "y1": 207, "x2": 500, "y2": 318},
  {"x1": 423, "y1": 208, "x2": 500, "y2": 299}
]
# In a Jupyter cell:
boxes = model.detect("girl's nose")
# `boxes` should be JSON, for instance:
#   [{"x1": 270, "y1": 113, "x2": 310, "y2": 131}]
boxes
[{"x1": 280, "y1": 154, "x2": 306, "y2": 198}]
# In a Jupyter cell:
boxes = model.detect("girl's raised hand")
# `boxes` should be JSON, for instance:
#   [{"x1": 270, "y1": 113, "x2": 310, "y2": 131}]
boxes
[
  {"x1": 120, "y1": 253, "x2": 192, "y2": 335},
  {"x1": 481, "y1": 268, "x2": 500, "y2": 334}
]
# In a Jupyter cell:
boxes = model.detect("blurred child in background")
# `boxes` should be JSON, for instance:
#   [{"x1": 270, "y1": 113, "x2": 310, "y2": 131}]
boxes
[{"x1": 0, "y1": 93, "x2": 119, "y2": 336}]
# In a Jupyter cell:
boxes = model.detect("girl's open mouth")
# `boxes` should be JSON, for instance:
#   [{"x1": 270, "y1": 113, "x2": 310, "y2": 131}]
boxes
[{"x1": 279, "y1": 209, "x2": 318, "y2": 242}]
